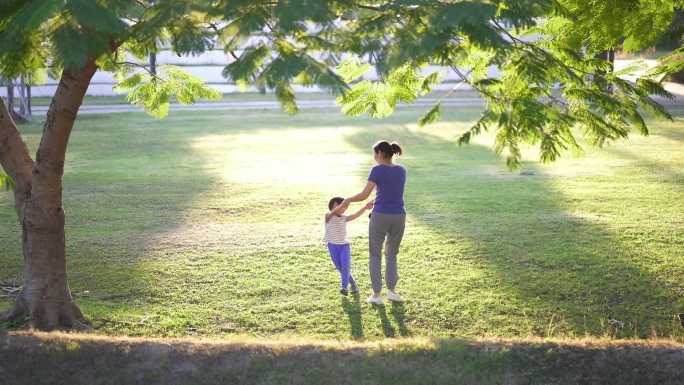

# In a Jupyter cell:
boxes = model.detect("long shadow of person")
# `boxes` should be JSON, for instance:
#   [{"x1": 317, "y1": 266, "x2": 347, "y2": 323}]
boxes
[
  {"x1": 389, "y1": 302, "x2": 412, "y2": 337},
  {"x1": 374, "y1": 305, "x2": 396, "y2": 337},
  {"x1": 341, "y1": 295, "x2": 364, "y2": 340}
]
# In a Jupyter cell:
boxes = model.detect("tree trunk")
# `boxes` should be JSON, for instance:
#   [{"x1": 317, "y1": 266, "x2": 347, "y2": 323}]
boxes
[{"x1": 0, "y1": 58, "x2": 98, "y2": 329}]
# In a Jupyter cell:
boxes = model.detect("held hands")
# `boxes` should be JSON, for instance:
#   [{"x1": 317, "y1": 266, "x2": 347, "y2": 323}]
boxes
[{"x1": 341, "y1": 198, "x2": 373, "y2": 211}]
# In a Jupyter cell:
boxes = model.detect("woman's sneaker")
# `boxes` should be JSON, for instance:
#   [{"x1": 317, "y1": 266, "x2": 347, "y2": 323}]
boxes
[
  {"x1": 366, "y1": 294, "x2": 383, "y2": 305},
  {"x1": 386, "y1": 291, "x2": 403, "y2": 302}
]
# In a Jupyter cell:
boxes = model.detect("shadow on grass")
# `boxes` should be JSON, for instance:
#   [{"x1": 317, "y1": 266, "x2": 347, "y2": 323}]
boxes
[
  {"x1": 390, "y1": 302, "x2": 412, "y2": 337},
  {"x1": 341, "y1": 295, "x2": 363, "y2": 340},
  {"x1": 343, "y1": 122, "x2": 683, "y2": 339},
  {"x1": 345, "y1": 295, "x2": 411, "y2": 339},
  {"x1": 2, "y1": 332, "x2": 683, "y2": 385},
  {"x1": 374, "y1": 305, "x2": 396, "y2": 337}
]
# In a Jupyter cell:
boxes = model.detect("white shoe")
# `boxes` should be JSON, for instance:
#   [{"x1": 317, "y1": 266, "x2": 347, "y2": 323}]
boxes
[
  {"x1": 387, "y1": 291, "x2": 403, "y2": 302},
  {"x1": 366, "y1": 294, "x2": 383, "y2": 305}
]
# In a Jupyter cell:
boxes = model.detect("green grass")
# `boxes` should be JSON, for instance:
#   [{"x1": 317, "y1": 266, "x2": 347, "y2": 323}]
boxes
[{"x1": 1, "y1": 104, "x2": 683, "y2": 344}]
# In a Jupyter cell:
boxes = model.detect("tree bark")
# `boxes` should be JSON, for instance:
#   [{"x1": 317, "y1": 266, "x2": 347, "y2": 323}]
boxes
[{"x1": 0, "y1": 57, "x2": 99, "y2": 329}]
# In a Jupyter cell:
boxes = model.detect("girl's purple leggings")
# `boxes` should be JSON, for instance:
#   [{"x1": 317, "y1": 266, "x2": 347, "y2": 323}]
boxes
[{"x1": 327, "y1": 243, "x2": 356, "y2": 289}]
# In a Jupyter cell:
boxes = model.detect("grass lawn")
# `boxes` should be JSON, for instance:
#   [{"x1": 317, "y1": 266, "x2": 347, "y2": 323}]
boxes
[{"x1": 0, "y1": 102, "x2": 683, "y2": 383}]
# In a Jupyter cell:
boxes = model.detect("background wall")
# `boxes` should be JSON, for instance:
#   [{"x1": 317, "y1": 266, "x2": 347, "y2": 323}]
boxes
[{"x1": 0, "y1": 48, "x2": 655, "y2": 98}]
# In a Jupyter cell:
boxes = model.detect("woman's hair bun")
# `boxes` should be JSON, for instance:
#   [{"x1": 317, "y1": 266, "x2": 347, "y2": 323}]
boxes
[{"x1": 373, "y1": 140, "x2": 402, "y2": 157}]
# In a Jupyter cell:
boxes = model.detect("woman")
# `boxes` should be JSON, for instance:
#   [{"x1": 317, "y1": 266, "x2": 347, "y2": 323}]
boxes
[{"x1": 342, "y1": 140, "x2": 406, "y2": 305}]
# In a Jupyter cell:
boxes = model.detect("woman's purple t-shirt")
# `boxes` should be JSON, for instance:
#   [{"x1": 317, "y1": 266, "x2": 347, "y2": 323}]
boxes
[{"x1": 368, "y1": 164, "x2": 406, "y2": 214}]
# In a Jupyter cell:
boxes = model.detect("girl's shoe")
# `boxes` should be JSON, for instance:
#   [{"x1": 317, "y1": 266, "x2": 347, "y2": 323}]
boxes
[
  {"x1": 340, "y1": 288, "x2": 348, "y2": 296},
  {"x1": 366, "y1": 294, "x2": 383, "y2": 305},
  {"x1": 350, "y1": 284, "x2": 359, "y2": 294}
]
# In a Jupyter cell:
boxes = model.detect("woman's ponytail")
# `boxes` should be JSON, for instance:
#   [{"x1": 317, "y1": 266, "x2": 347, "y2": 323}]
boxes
[
  {"x1": 373, "y1": 140, "x2": 402, "y2": 158},
  {"x1": 390, "y1": 142, "x2": 402, "y2": 156}
]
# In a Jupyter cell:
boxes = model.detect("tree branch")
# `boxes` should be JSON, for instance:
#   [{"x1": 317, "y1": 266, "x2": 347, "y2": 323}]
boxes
[
  {"x1": 492, "y1": 20, "x2": 522, "y2": 47},
  {"x1": 357, "y1": 5, "x2": 381, "y2": 11},
  {"x1": 0, "y1": 96, "x2": 34, "y2": 216},
  {"x1": 36, "y1": 57, "x2": 100, "y2": 201},
  {"x1": 117, "y1": 61, "x2": 163, "y2": 80},
  {"x1": 450, "y1": 66, "x2": 501, "y2": 101}
]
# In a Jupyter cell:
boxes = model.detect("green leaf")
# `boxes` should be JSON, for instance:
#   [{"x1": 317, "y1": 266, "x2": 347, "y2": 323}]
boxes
[
  {"x1": 112, "y1": 73, "x2": 146, "y2": 93},
  {"x1": 336, "y1": 57, "x2": 373, "y2": 84},
  {"x1": 457, "y1": 113, "x2": 491, "y2": 147},
  {"x1": 621, "y1": 36, "x2": 637, "y2": 53},
  {"x1": 336, "y1": 80, "x2": 373, "y2": 117},
  {"x1": 506, "y1": 156, "x2": 521, "y2": 172},
  {"x1": 432, "y1": 2, "x2": 497, "y2": 32},
  {"x1": 25, "y1": 0, "x2": 64, "y2": 30},
  {"x1": 275, "y1": 82, "x2": 298, "y2": 115},
  {"x1": 51, "y1": 23, "x2": 90, "y2": 71},
  {"x1": 116, "y1": 64, "x2": 220, "y2": 118},
  {"x1": 421, "y1": 69, "x2": 446, "y2": 95},
  {"x1": 0, "y1": 171, "x2": 17, "y2": 191},
  {"x1": 604, "y1": 63, "x2": 647, "y2": 82},
  {"x1": 636, "y1": 78, "x2": 675, "y2": 100},
  {"x1": 65, "y1": 0, "x2": 126, "y2": 34},
  {"x1": 223, "y1": 44, "x2": 270, "y2": 83},
  {"x1": 418, "y1": 104, "x2": 441, "y2": 127},
  {"x1": 637, "y1": 94, "x2": 673, "y2": 121}
]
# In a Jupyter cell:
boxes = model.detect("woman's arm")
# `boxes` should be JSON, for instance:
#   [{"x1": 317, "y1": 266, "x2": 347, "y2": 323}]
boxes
[{"x1": 341, "y1": 181, "x2": 376, "y2": 208}]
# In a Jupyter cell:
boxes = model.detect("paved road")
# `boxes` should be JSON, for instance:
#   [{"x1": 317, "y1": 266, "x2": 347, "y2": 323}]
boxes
[{"x1": 30, "y1": 83, "x2": 683, "y2": 116}]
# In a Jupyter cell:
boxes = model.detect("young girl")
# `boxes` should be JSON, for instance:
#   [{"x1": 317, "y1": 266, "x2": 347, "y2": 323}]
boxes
[{"x1": 322, "y1": 197, "x2": 374, "y2": 296}]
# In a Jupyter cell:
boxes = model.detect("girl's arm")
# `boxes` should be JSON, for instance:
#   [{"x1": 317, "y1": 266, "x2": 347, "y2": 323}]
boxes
[
  {"x1": 345, "y1": 204, "x2": 369, "y2": 222},
  {"x1": 325, "y1": 203, "x2": 346, "y2": 222},
  {"x1": 341, "y1": 181, "x2": 376, "y2": 208}
]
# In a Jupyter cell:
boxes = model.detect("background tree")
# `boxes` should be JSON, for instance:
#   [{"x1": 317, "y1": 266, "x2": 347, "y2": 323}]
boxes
[
  {"x1": 1, "y1": 0, "x2": 682, "y2": 329},
  {"x1": 325, "y1": 0, "x2": 682, "y2": 169}
]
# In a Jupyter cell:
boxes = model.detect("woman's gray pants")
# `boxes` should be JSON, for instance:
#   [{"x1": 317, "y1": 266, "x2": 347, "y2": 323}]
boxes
[{"x1": 368, "y1": 212, "x2": 406, "y2": 293}]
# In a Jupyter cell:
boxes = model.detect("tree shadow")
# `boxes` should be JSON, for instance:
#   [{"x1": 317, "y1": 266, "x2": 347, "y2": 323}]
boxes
[
  {"x1": 341, "y1": 295, "x2": 364, "y2": 340},
  {"x1": 4, "y1": 332, "x2": 684, "y2": 385}
]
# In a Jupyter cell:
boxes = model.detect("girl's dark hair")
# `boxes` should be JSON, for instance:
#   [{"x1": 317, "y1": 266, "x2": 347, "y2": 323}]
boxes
[
  {"x1": 329, "y1": 196, "x2": 344, "y2": 211},
  {"x1": 373, "y1": 140, "x2": 402, "y2": 159}
]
